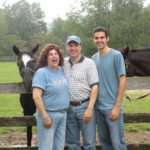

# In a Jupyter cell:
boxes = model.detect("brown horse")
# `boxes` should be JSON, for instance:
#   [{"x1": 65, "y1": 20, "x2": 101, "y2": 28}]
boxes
[{"x1": 120, "y1": 47, "x2": 150, "y2": 77}]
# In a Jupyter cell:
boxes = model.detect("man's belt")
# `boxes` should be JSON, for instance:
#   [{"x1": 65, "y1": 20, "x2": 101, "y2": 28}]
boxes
[{"x1": 70, "y1": 98, "x2": 89, "y2": 106}]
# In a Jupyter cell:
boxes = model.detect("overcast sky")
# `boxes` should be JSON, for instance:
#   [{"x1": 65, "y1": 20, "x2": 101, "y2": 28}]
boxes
[{"x1": 0, "y1": 0, "x2": 149, "y2": 23}]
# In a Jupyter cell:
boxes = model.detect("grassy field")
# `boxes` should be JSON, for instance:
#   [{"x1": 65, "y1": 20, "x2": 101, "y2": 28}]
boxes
[
  {"x1": 0, "y1": 62, "x2": 22, "y2": 117},
  {"x1": 0, "y1": 62, "x2": 150, "y2": 133},
  {"x1": 0, "y1": 62, "x2": 22, "y2": 83}
]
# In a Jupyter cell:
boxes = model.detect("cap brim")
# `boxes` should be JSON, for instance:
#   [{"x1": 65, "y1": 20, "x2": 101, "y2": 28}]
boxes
[{"x1": 67, "y1": 40, "x2": 81, "y2": 44}]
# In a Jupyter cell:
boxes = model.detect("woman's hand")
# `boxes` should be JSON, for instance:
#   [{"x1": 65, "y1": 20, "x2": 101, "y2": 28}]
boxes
[{"x1": 43, "y1": 117, "x2": 52, "y2": 128}]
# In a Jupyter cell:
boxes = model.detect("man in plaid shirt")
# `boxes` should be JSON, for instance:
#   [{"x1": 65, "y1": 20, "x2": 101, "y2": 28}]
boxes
[{"x1": 63, "y1": 35, "x2": 99, "y2": 150}]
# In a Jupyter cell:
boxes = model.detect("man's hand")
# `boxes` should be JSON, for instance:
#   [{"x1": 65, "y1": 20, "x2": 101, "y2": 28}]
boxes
[
  {"x1": 83, "y1": 108, "x2": 93, "y2": 123},
  {"x1": 110, "y1": 106, "x2": 120, "y2": 120}
]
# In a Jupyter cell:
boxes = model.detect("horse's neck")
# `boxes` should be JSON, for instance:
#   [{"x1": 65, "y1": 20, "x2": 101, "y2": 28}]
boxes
[
  {"x1": 128, "y1": 50, "x2": 150, "y2": 63},
  {"x1": 126, "y1": 59, "x2": 148, "y2": 76}
]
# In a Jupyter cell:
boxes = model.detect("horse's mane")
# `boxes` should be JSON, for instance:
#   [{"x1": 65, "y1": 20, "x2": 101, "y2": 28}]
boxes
[{"x1": 131, "y1": 48, "x2": 150, "y2": 52}]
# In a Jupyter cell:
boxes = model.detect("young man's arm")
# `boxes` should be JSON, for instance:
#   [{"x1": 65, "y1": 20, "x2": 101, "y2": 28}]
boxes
[
  {"x1": 110, "y1": 75, "x2": 126, "y2": 120},
  {"x1": 84, "y1": 84, "x2": 98, "y2": 123}
]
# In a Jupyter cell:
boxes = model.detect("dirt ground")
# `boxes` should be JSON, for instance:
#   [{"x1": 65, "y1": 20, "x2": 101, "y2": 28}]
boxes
[{"x1": 0, "y1": 131, "x2": 150, "y2": 147}]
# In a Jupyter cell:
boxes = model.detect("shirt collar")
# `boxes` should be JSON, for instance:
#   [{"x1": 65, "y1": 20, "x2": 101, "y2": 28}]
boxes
[{"x1": 68, "y1": 56, "x2": 84, "y2": 66}]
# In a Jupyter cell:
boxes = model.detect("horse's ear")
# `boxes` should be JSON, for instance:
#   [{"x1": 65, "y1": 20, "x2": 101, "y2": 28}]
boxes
[
  {"x1": 126, "y1": 46, "x2": 129, "y2": 51},
  {"x1": 31, "y1": 44, "x2": 39, "y2": 54},
  {"x1": 13, "y1": 45, "x2": 20, "y2": 56},
  {"x1": 125, "y1": 46, "x2": 129, "y2": 55}
]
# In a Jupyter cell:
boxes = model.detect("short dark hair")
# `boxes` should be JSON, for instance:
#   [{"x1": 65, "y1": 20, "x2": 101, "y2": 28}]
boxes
[{"x1": 93, "y1": 26, "x2": 109, "y2": 37}]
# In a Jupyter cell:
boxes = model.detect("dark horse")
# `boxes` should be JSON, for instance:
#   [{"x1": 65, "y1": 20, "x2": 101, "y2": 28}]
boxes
[
  {"x1": 13, "y1": 44, "x2": 39, "y2": 146},
  {"x1": 120, "y1": 46, "x2": 150, "y2": 77}
]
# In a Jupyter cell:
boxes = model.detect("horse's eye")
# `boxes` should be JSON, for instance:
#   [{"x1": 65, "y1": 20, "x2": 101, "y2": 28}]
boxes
[{"x1": 27, "y1": 60, "x2": 35, "y2": 67}]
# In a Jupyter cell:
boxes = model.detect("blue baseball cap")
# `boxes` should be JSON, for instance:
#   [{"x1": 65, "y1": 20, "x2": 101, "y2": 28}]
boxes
[{"x1": 66, "y1": 35, "x2": 81, "y2": 45}]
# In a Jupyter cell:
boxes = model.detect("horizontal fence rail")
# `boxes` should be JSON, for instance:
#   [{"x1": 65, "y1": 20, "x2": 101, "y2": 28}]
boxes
[
  {"x1": 0, "y1": 113, "x2": 150, "y2": 127},
  {"x1": 0, "y1": 144, "x2": 150, "y2": 150},
  {"x1": 0, "y1": 77, "x2": 150, "y2": 94},
  {"x1": 0, "y1": 82, "x2": 26, "y2": 94},
  {"x1": 126, "y1": 77, "x2": 150, "y2": 90},
  {"x1": 0, "y1": 56, "x2": 15, "y2": 62}
]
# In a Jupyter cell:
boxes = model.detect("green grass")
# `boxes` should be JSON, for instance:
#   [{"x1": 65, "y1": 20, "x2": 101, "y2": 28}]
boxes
[
  {"x1": 0, "y1": 62, "x2": 22, "y2": 117},
  {"x1": 124, "y1": 91, "x2": 150, "y2": 132},
  {"x1": 0, "y1": 94, "x2": 22, "y2": 116},
  {"x1": 124, "y1": 91, "x2": 150, "y2": 113},
  {"x1": 0, "y1": 94, "x2": 25, "y2": 134},
  {"x1": 0, "y1": 62, "x2": 150, "y2": 133},
  {"x1": 0, "y1": 62, "x2": 22, "y2": 83}
]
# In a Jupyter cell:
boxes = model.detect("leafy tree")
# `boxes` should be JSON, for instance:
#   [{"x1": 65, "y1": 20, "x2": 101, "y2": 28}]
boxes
[
  {"x1": 4, "y1": 0, "x2": 47, "y2": 43},
  {"x1": 139, "y1": 5, "x2": 150, "y2": 47},
  {"x1": 0, "y1": 35, "x2": 26, "y2": 56},
  {"x1": 62, "y1": 0, "x2": 112, "y2": 56},
  {"x1": 0, "y1": 9, "x2": 26, "y2": 56},
  {"x1": 31, "y1": 32, "x2": 63, "y2": 51},
  {"x1": 61, "y1": 0, "x2": 149, "y2": 56},
  {"x1": 110, "y1": 0, "x2": 145, "y2": 48}
]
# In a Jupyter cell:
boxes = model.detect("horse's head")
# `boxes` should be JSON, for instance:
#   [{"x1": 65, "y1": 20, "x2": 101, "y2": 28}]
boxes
[
  {"x1": 119, "y1": 46, "x2": 150, "y2": 77},
  {"x1": 13, "y1": 44, "x2": 39, "y2": 92},
  {"x1": 119, "y1": 46, "x2": 129, "y2": 60}
]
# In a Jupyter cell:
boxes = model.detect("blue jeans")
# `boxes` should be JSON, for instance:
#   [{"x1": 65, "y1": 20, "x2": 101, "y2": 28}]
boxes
[
  {"x1": 66, "y1": 101, "x2": 96, "y2": 150},
  {"x1": 96, "y1": 109, "x2": 127, "y2": 150},
  {"x1": 36, "y1": 110, "x2": 67, "y2": 150}
]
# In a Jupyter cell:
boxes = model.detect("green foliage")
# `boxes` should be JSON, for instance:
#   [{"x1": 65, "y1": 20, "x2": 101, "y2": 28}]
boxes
[
  {"x1": 0, "y1": 9, "x2": 7, "y2": 34},
  {"x1": 0, "y1": 0, "x2": 150, "y2": 57},
  {"x1": 51, "y1": 18, "x2": 67, "y2": 42},
  {"x1": 0, "y1": 9, "x2": 25, "y2": 56},
  {"x1": 31, "y1": 32, "x2": 65, "y2": 55},
  {"x1": 0, "y1": 0, "x2": 47, "y2": 56},
  {"x1": 4, "y1": 0, "x2": 47, "y2": 44},
  {"x1": 0, "y1": 35, "x2": 27, "y2": 56}
]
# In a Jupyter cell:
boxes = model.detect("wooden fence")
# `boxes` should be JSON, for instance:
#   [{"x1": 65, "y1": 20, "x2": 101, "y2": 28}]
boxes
[
  {"x1": 0, "y1": 56, "x2": 15, "y2": 62},
  {"x1": 0, "y1": 77, "x2": 150, "y2": 150}
]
